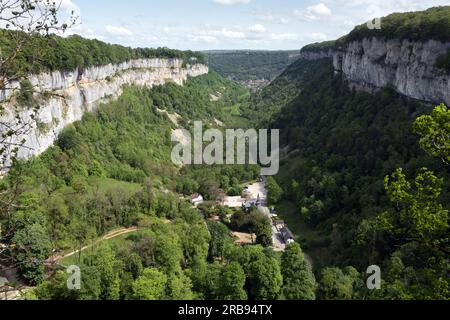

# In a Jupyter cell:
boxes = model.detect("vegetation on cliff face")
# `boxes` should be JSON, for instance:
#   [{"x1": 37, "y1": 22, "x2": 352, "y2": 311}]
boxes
[{"x1": 300, "y1": 41, "x2": 336, "y2": 53}]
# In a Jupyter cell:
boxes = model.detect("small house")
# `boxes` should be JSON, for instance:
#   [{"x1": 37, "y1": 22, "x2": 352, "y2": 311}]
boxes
[{"x1": 190, "y1": 194, "x2": 204, "y2": 206}]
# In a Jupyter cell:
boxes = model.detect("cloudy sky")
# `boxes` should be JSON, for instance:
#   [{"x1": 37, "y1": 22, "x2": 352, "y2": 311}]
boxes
[{"x1": 60, "y1": 0, "x2": 450, "y2": 50}]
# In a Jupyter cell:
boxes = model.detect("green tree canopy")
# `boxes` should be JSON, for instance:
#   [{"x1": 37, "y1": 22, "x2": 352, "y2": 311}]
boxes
[
  {"x1": 267, "y1": 176, "x2": 283, "y2": 204},
  {"x1": 83, "y1": 244, "x2": 121, "y2": 300},
  {"x1": 281, "y1": 243, "x2": 317, "y2": 300},
  {"x1": 378, "y1": 168, "x2": 448, "y2": 249},
  {"x1": 11, "y1": 223, "x2": 52, "y2": 285},
  {"x1": 237, "y1": 246, "x2": 283, "y2": 300},
  {"x1": 207, "y1": 221, "x2": 231, "y2": 261},
  {"x1": 132, "y1": 268, "x2": 168, "y2": 300},
  {"x1": 167, "y1": 272, "x2": 194, "y2": 300},
  {"x1": 414, "y1": 104, "x2": 450, "y2": 165},
  {"x1": 318, "y1": 267, "x2": 357, "y2": 300},
  {"x1": 218, "y1": 262, "x2": 247, "y2": 300}
]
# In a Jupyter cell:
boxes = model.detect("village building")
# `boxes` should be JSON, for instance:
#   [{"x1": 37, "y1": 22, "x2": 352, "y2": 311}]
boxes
[{"x1": 190, "y1": 194, "x2": 204, "y2": 206}]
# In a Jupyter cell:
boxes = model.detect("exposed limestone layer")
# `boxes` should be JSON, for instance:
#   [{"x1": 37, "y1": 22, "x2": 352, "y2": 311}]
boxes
[
  {"x1": 0, "y1": 58, "x2": 208, "y2": 162},
  {"x1": 301, "y1": 37, "x2": 450, "y2": 106}
]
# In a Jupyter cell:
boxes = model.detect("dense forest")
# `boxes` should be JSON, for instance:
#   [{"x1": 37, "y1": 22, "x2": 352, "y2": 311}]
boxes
[
  {"x1": 0, "y1": 30, "x2": 205, "y2": 77},
  {"x1": 1, "y1": 71, "x2": 312, "y2": 301},
  {"x1": 205, "y1": 50, "x2": 300, "y2": 82},
  {"x1": 246, "y1": 57, "x2": 449, "y2": 299}
]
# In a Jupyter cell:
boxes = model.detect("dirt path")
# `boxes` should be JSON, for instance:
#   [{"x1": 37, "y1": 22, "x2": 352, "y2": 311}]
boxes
[{"x1": 51, "y1": 227, "x2": 138, "y2": 263}]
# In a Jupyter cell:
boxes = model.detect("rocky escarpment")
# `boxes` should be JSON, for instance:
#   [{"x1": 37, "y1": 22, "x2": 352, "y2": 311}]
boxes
[
  {"x1": 301, "y1": 38, "x2": 450, "y2": 106},
  {"x1": 0, "y1": 59, "x2": 208, "y2": 164}
]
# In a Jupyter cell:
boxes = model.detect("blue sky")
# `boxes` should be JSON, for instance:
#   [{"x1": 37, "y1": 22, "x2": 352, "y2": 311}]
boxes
[{"x1": 59, "y1": 0, "x2": 450, "y2": 50}]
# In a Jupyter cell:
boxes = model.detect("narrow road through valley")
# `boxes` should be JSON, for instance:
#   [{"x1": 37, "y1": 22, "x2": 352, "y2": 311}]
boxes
[{"x1": 246, "y1": 180, "x2": 286, "y2": 251}]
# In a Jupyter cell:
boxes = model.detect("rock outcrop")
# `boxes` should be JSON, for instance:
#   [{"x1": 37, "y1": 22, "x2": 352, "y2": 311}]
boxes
[
  {"x1": 0, "y1": 58, "x2": 208, "y2": 165},
  {"x1": 301, "y1": 37, "x2": 450, "y2": 106}
]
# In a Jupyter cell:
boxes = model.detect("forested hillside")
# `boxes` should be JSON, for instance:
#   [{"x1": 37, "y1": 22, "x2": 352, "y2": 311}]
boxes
[
  {"x1": 248, "y1": 57, "x2": 450, "y2": 299},
  {"x1": 0, "y1": 30, "x2": 205, "y2": 77},
  {"x1": 205, "y1": 50, "x2": 300, "y2": 83},
  {"x1": 1, "y1": 71, "x2": 305, "y2": 301}
]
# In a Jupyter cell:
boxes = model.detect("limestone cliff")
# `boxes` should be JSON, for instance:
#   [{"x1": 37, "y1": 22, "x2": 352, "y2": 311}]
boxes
[
  {"x1": 0, "y1": 58, "x2": 208, "y2": 164},
  {"x1": 300, "y1": 38, "x2": 450, "y2": 106}
]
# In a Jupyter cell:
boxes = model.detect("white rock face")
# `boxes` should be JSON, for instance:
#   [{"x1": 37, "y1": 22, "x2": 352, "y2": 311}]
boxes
[
  {"x1": 301, "y1": 37, "x2": 450, "y2": 106},
  {"x1": 333, "y1": 38, "x2": 450, "y2": 105},
  {"x1": 0, "y1": 58, "x2": 208, "y2": 165}
]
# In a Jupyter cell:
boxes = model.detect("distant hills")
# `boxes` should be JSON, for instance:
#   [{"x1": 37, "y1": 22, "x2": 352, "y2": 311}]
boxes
[{"x1": 204, "y1": 50, "x2": 300, "y2": 90}]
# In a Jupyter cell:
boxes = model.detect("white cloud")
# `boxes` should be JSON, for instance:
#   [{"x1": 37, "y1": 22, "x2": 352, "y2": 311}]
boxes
[
  {"x1": 294, "y1": 3, "x2": 333, "y2": 22},
  {"x1": 294, "y1": 9, "x2": 316, "y2": 22},
  {"x1": 188, "y1": 34, "x2": 218, "y2": 43},
  {"x1": 212, "y1": 0, "x2": 251, "y2": 5},
  {"x1": 248, "y1": 24, "x2": 266, "y2": 33},
  {"x1": 332, "y1": 0, "x2": 450, "y2": 21},
  {"x1": 259, "y1": 14, "x2": 274, "y2": 21},
  {"x1": 59, "y1": 0, "x2": 80, "y2": 14},
  {"x1": 221, "y1": 28, "x2": 246, "y2": 39},
  {"x1": 272, "y1": 33, "x2": 299, "y2": 41},
  {"x1": 105, "y1": 25, "x2": 133, "y2": 36},
  {"x1": 250, "y1": 10, "x2": 290, "y2": 24},
  {"x1": 59, "y1": 0, "x2": 450, "y2": 51},
  {"x1": 65, "y1": 24, "x2": 104, "y2": 40},
  {"x1": 342, "y1": 19, "x2": 355, "y2": 28},
  {"x1": 308, "y1": 3, "x2": 332, "y2": 16},
  {"x1": 255, "y1": 13, "x2": 275, "y2": 22}
]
